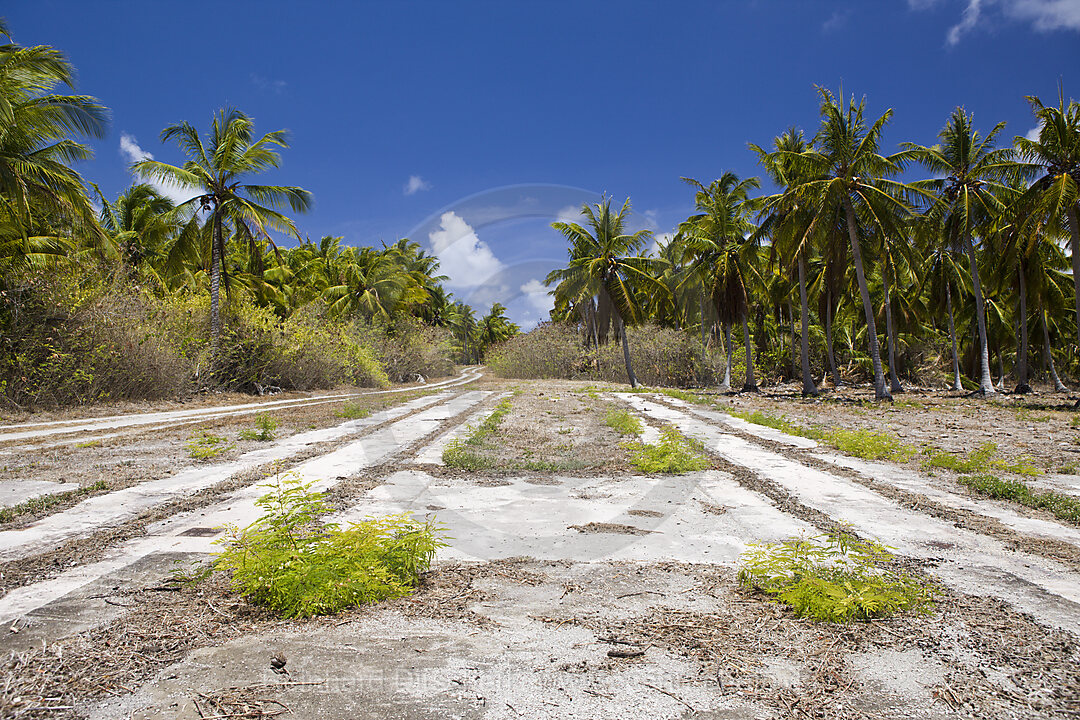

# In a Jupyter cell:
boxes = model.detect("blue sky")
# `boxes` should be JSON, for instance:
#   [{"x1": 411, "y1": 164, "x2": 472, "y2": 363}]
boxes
[{"x1": 6, "y1": 0, "x2": 1079, "y2": 327}]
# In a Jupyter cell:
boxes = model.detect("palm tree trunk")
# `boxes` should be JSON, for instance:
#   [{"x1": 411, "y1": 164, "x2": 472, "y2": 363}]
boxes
[
  {"x1": 1043, "y1": 305, "x2": 1068, "y2": 392},
  {"x1": 700, "y1": 288, "x2": 708, "y2": 352},
  {"x1": 1069, "y1": 204, "x2": 1080, "y2": 353},
  {"x1": 825, "y1": 289, "x2": 841, "y2": 387},
  {"x1": 722, "y1": 324, "x2": 732, "y2": 391},
  {"x1": 617, "y1": 313, "x2": 639, "y2": 388},
  {"x1": 209, "y1": 208, "x2": 223, "y2": 365},
  {"x1": 946, "y1": 283, "x2": 963, "y2": 391},
  {"x1": 963, "y1": 231, "x2": 995, "y2": 395},
  {"x1": 882, "y1": 260, "x2": 903, "y2": 394},
  {"x1": 1015, "y1": 262, "x2": 1031, "y2": 393},
  {"x1": 797, "y1": 254, "x2": 817, "y2": 396},
  {"x1": 842, "y1": 196, "x2": 890, "y2": 400},
  {"x1": 996, "y1": 347, "x2": 1006, "y2": 391},
  {"x1": 742, "y1": 315, "x2": 757, "y2": 391},
  {"x1": 788, "y1": 301, "x2": 797, "y2": 381}
]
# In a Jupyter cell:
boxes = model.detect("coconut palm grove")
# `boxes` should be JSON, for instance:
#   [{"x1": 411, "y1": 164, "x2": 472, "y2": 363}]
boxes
[{"x1": 3, "y1": 5, "x2": 1080, "y2": 719}]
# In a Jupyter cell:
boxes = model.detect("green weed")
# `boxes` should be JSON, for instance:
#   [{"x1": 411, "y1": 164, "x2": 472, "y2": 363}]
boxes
[
  {"x1": 605, "y1": 408, "x2": 644, "y2": 436},
  {"x1": 337, "y1": 401, "x2": 371, "y2": 420},
  {"x1": 922, "y1": 442, "x2": 1040, "y2": 476},
  {"x1": 214, "y1": 474, "x2": 447, "y2": 618},
  {"x1": 441, "y1": 397, "x2": 514, "y2": 469},
  {"x1": 186, "y1": 430, "x2": 233, "y2": 460},
  {"x1": 0, "y1": 480, "x2": 108, "y2": 523},
  {"x1": 959, "y1": 474, "x2": 1080, "y2": 525},
  {"x1": 74, "y1": 439, "x2": 102, "y2": 448},
  {"x1": 826, "y1": 428, "x2": 915, "y2": 462},
  {"x1": 627, "y1": 425, "x2": 710, "y2": 474},
  {"x1": 239, "y1": 413, "x2": 278, "y2": 441},
  {"x1": 738, "y1": 532, "x2": 934, "y2": 622}
]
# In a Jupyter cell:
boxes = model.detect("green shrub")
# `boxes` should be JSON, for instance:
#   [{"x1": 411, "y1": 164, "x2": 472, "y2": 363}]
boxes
[
  {"x1": 959, "y1": 474, "x2": 1080, "y2": 525},
  {"x1": 738, "y1": 533, "x2": 934, "y2": 622},
  {"x1": 240, "y1": 414, "x2": 278, "y2": 441},
  {"x1": 605, "y1": 408, "x2": 643, "y2": 436},
  {"x1": 826, "y1": 428, "x2": 915, "y2": 462},
  {"x1": 214, "y1": 474, "x2": 447, "y2": 618},
  {"x1": 627, "y1": 425, "x2": 710, "y2": 474},
  {"x1": 923, "y1": 442, "x2": 1040, "y2": 476},
  {"x1": 337, "y1": 401, "x2": 371, "y2": 419},
  {"x1": 187, "y1": 430, "x2": 233, "y2": 459}
]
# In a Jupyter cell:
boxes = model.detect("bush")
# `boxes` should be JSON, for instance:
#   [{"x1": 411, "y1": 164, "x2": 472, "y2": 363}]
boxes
[
  {"x1": 215, "y1": 474, "x2": 447, "y2": 618},
  {"x1": 489, "y1": 322, "x2": 724, "y2": 387},
  {"x1": 959, "y1": 474, "x2": 1080, "y2": 525},
  {"x1": 358, "y1": 316, "x2": 454, "y2": 383},
  {"x1": 738, "y1": 532, "x2": 934, "y2": 622},
  {"x1": 627, "y1": 425, "x2": 710, "y2": 474},
  {"x1": 239, "y1": 414, "x2": 278, "y2": 441}
]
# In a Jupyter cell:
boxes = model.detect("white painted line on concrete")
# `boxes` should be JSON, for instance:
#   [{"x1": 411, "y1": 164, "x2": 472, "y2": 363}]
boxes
[
  {"x1": 617, "y1": 394, "x2": 1080, "y2": 635},
  {"x1": 0, "y1": 390, "x2": 489, "y2": 625}
]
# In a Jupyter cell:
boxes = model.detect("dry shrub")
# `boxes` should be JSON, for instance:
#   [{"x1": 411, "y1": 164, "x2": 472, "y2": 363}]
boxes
[
  {"x1": 490, "y1": 322, "x2": 723, "y2": 388},
  {"x1": 357, "y1": 316, "x2": 454, "y2": 383}
]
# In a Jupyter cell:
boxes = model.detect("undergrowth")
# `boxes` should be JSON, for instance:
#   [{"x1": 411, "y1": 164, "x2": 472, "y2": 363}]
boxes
[
  {"x1": 442, "y1": 397, "x2": 513, "y2": 469},
  {"x1": 186, "y1": 430, "x2": 233, "y2": 460},
  {"x1": 0, "y1": 480, "x2": 108, "y2": 523},
  {"x1": 605, "y1": 408, "x2": 643, "y2": 436},
  {"x1": 738, "y1": 532, "x2": 934, "y2": 622},
  {"x1": 214, "y1": 474, "x2": 447, "y2": 618},
  {"x1": 727, "y1": 409, "x2": 914, "y2": 462},
  {"x1": 959, "y1": 474, "x2": 1080, "y2": 525},
  {"x1": 239, "y1": 414, "x2": 277, "y2": 441},
  {"x1": 923, "y1": 442, "x2": 1040, "y2": 476},
  {"x1": 337, "y1": 401, "x2": 371, "y2": 420},
  {"x1": 626, "y1": 425, "x2": 710, "y2": 474}
]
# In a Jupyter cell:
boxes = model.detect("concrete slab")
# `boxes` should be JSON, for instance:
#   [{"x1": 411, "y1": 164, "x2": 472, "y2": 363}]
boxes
[
  {"x1": 657, "y1": 396, "x2": 818, "y2": 449},
  {"x1": 0, "y1": 479, "x2": 65, "y2": 508},
  {"x1": 413, "y1": 392, "x2": 508, "y2": 465}
]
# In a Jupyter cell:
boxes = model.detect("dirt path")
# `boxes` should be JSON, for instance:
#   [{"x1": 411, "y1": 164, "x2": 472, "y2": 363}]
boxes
[{"x1": 1, "y1": 379, "x2": 1078, "y2": 720}]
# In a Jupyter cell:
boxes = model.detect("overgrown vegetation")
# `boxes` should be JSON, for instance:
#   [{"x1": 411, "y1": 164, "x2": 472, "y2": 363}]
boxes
[
  {"x1": 442, "y1": 397, "x2": 513, "y2": 470},
  {"x1": 726, "y1": 409, "x2": 914, "y2": 461},
  {"x1": 604, "y1": 408, "x2": 643, "y2": 436},
  {"x1": 0, "y1": 480, "x2": 108, "y2": 523},
  {"x1": 627, "y1": 425, "x2": 710, "y2": 474},
  {"x1": 923, "y1": 442, "x2": 1040, "y2": 476},
  {"x1": 959, "y1": 474, "x2": 1080, "y2": 525},
  {"x1": 214, "y1": 474, "x2": 446, "y2": 618},
  {"x1": 337, "y1": 401, "x2": 371, "y2": 420},
  {"x1": 186, "y1": 430, "x2": 233, "y2": 460},
  {"x1": 738, "y1": 532, "x2": 934, "y2": 622},
  {"x1": 239, "y1": 414, "x2": 278, "y2": 441}
]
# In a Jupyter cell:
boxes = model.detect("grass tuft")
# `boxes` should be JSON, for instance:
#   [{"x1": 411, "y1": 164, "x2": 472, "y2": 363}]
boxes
[
  {"x1": 627, "y1": 425, "x2": 710, "y2": 474},
  {"x1": 738, "y1": 532, "x2": 934, "y2": 622},
  {"x1": 959, "y1": 474, "x2": 1080, "y2": 525},
  {"x1": 442, "y1": 397, "x2": 513, "y2": 469},
  {"x1": 337, "y1": 401, "x2": 371, "y2": 420},
  {"x1": 923, "y1": 442, "x2": 1040, "y2": 476},
  {"x1": 186, "y1": 430, "x2": 233, "y2": 460},
  {"x1": 605, "y1": 408, "x2": 644, "y2": 436},
  {"x1": 239, "y1": 413, "x2": 278, "y2": 441}
]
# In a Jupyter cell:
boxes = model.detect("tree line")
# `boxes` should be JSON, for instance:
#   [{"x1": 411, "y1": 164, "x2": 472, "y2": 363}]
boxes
[
  {"x1": 0, "y1": 19, "x2": 517, "y2": 399},
  {"x1": 547, "y1": 87, "x2": 1079, "y2": 400}
]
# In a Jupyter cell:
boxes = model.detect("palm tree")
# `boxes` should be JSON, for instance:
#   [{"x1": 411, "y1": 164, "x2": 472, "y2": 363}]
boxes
[
  {"x1": 676, "y1": 172, "x2": 762, "y2": 392},
  {"x1": 475, "y1": 303, "x2": 518, "y2": 360},
  {"x1": 784, "y1": 88, "x2": 914, "y2": 400},
  {"x1": 547, "y1": 197, "x2": 663, "y2": 388},
  {"x1": 93, "y1": 183, "x2": 181, "y2": 281},
  {"x1": 133, "y1": 108, "x2": 312, "y2": 356},
  {"x1": 324, "y1": 246, "x2": 408, "y2": 322},
  {"x1": 914, "y1": 210, "x2": 970, "y2": 391},
  {"x1": 1014, "y1": 92, "x2": 1080, "y2": 353},
  {"x1": 905, "y1": 107, "x2": 1020, "y2": 395},
  {"x1": 0, "y1": 18, "x2": 108, "y2": 268},
  {"x1": 753, "y1": 128, "x2": 820, "y2": 395}
]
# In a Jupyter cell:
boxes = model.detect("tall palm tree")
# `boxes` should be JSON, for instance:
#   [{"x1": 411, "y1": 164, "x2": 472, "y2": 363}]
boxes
[
  {"x1": 133, "y1": 108, "x2": 312, "y2": 356},
  {"x1": 914, "y1": 210, "x2": 970, "y2": 391},
  {"x1": 475, "y1": 302, "x2": 519, "y2": 360},
  {"x1": 676, "y1": 172, "x2": 762, "y2": 392},
  {"x1": 548, "y1": 197, "x2": 663, "y2": 387},
  {"x1": 1014, "y1": 92, "x2": 1080, "y2": 353},
  {"x1": 753, "y1": 128, "x2": 819, "y2": 395},
  {"x1": 905, "y1": 107, "x2": 1021, "y2": 395},
  {"x1": 0, "y1": 18, "x2": 108, "y2": 269},
  {"x1": 784, "y1": 88, "x2": 914, "y2": 400}
]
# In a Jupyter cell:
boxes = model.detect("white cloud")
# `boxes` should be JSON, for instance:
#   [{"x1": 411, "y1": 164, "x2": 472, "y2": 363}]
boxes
[
  {"x1": 251, "y1": 73, "x2": 287, "y2": 93},
  {"x1": 428, "y1": 211, "x2": 505, "y2": 289},
  {"x1": 648, "y1": 232, "x2": 674, "y2": 258},
  {"x1": 1026, "y1": 122, "x2": 1043, "y2": 141},
  {"x1": 916, "y1": 0, "x2": 1080, "y2": 45},
  {"x1": 119, "y1": 133, "x2": 201, "y2": 206},
  {"x1": 555, "y1": 204, "x2": 584, "y2": 224},
  {"x1": 822, "y1": 9, "x2": 849, "y2": 32},
  {"x1": 404, "y1": 175, "x2": 432, "y2": 196},
  {"x1": 519, "y1": 278, "x2": 554, "y2": 319},
  {"x1": 641, "y1": 208, "x2": 660, "y2": 231}
]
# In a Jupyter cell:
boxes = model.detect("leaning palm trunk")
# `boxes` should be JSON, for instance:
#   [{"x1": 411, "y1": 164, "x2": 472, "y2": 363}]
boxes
[
  {"x1": 842, "y1": 196, "x2": 889, "y2": 400},
  {"x1": 1015, "y1": 264, "x2": 1031, "y2": 393},
  {"x1": 946, "y1": 283, "x2": 963, "y2": 392},
  {"x1": 1043, "y1": 306, "x2": 1068, "y2": 392},
  {"x1": 797, "y1": 254, "x2": 817, "y2": 395},
  {"x1": 616, "y1": 314, "x2": 639, "y2": 388},
  {"x1": 722, "y1": 324, "x2": 733, "y2": 391},
  {"x1": 742, "y1": 315, "x2": 757, "y2": 391},
  {"x1": 882, "y1": 262, "x2": 903, "y2": 394},
  {"x1": 1069, "y1": 205, "x2": 1080, "y2": 352},
  {"x1": 963, "y1": 232, "x2": 995, "y2": 395},
  {"x1": 824, "y1": 289, "x2": 841, "y2": 387}
]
